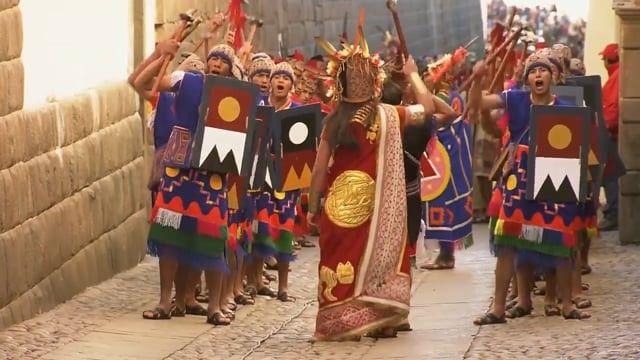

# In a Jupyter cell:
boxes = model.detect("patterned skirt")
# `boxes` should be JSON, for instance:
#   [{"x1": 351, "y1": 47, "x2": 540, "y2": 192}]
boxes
[
  {"x1": 494, "y1": 146, "x2": 581, "y2": 268},
  {"x1": 253, "y1": 190, "x2": 299, "y2": 261},
  {"x1": 148, "y1": 167, "x2": 228, "y2": 270}
]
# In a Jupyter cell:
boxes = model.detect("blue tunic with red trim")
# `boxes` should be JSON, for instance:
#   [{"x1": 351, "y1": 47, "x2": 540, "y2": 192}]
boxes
[
  {"x1": 148, "y1": 72, "x2": 228, "y2": 270},
  {"x1": 253, "y1": 98, "x2": 300, "y2": 261},
  {"x1": 494, "y1": 90, "x2": 581, "y2": 263}
]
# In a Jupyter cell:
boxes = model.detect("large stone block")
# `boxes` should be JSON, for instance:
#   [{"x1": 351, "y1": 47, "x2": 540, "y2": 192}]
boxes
[
  {"x1": 0, "y1": 58, "x2": 24, "y2": 116},
  {"x1": 286, "y1": 0, "x2": 303, "y2": 21},
  {"x1": 0, "y1": 226, "x2": 28, "y2": 307},
  {"x1": 287, "y1": 23, "x2": 306, "y2": 48},
  {"x1": 57, "y1": 93, "x2": 95, "y2": 147},
  {"x1": 109, "y1": 209, "x2": 149, "y2": 273},
  {"x1": 27, "y1": 153, "x2": 55, "y2": 216},
  {"x1": 621, "y1": 98, "x2": 640, "y2": 124},
  {"x1": 619, "y1": 122, "x2": 640, "y2": 170},
  {"x1": 621, "y1": 171, "x2": 640, "y2": 196},
  {"x1": 621, "y1": 49, "x2": 640, "y2": 98},
  {"x1": 619, "y1": 194, "x2": 640, "y2": 245},
  {"x1": 0, "y1": 6, "x2": 22, "y2": 62},
  {"x1": 22, "y1": 104, "x2": 58, "y2": 160},
  {"x1": 0, "y1": 163, "x2": 33, "y2": 232},
  {"x1": 621, "y1": 19, "x2": 640, "y2": 49},
  {"x1": 95, "y1": 82, "x2": 138, "y2": 130},
  {"x1": 0, "y1": 0, "x2": 19, "y2": 12},
  {"x1": 0, "y1": 111, "x2": 27, "y2": 170},
  {"x1": 0, "y1": 230, "x2": 7, "y2": 306}
]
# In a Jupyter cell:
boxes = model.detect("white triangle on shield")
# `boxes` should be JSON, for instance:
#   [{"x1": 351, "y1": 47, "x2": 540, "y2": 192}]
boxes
[
  {"x1": 533, "y1": 157, "x2": 581, "y2": 197},
  {"x1": 200, "y1": 127, "x2": 246, "y2": 172}
]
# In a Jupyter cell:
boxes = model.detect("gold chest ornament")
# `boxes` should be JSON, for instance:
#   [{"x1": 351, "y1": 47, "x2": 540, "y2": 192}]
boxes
[{"x1": 324, "y1": 170, "x2": 375, "y2": 228}]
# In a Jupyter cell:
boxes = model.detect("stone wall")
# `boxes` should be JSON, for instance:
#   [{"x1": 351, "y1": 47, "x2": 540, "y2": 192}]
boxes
[
  {"x1": 615, "y1": 7, "x2": 640, "y2": 244},
  {"x1": 155, "y1": 0, "x2": 484, "y2": 60},
  {"x1": 0, "y1": 1, "x2": 149, "y2": 329}
]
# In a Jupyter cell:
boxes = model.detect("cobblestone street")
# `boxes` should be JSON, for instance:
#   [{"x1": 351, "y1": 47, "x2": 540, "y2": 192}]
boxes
[{"x1": 0, "y1": 225, "x2": 638, "y2": 360}]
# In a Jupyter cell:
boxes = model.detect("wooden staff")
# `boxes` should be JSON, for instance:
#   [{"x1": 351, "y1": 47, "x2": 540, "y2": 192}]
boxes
[
  {"x1": 458, "y1": 27, "x2": 523, "y2": 92},
  {"x1": 151, "y1": 12, "x2": 197, "y2": 95},
  {"x1": 239, "y1": 17, "x2": 264, "y2": 65},
  {"x1": 489, "y1": 34, "x2": 519, "y2": 93},
  {"x1": 386, "y1": 0, "x2": 409, "y2": 60}
]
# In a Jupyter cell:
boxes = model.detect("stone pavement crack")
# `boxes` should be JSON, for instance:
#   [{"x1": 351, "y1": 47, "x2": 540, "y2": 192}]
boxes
[{"x1": 239, "y1": 298, "x2": 316, "y2": 360}]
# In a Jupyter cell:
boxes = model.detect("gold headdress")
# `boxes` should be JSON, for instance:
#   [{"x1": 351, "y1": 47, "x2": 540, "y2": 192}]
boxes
[{"x1": 316, "y1": 10, "x2": 386, "y2": 103}]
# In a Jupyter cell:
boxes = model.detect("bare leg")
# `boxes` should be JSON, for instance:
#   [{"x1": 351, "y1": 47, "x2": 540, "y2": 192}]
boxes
[
  {"x1": 205, "y1": 269, "x2": 224, "y2": 316},
  {"x1": 581, "y1": 237, "x2": 591, "y2": 271},
  {"x1": 234, "y1": 255, "x2": 245, "y2": 297},
  {"x1": 277, "y1": 259, "x2": 293, "y2": 301},
  {"x1": 185, "y1": 270, "x2": 202, "y2": 307},
  {"x1": 173, "y1": 265, "x2": 188, "y2": 310},
  {"x1": 557, "y1": 259, "x2": 590, "y2": 319},
  {"x1": 143, "y1": 255, "x2": 178, "y2": 319},
  {"x1": 544, "y1": 271, "x2": 557, "y2": 305},
  {"x1": 513, "y1": 264, "x2": 533, "y2": 311},
  {"x1": 489, "y1": 250, "x2": 515, "y2": 316}
]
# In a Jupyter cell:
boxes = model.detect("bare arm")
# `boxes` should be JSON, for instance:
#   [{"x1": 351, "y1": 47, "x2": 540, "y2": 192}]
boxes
[
  {"x1": 432, "y1": 95, "x2": 458, "y2": 128},
  {"x1": 307, "y1": 139, "x2": 332, "y2": 222},
  {"x1": 403, "y1": 56, "x2": 436, "y2": 126},
  {"x1": 133, "y1": 57, "x2": 175, "y2": 98},
  {"x1": 468, "y1": 61, "x2": 504, "y2": 115},
  {"x1": 128, "y1": 47, "x2": 161, "y2": 90}
]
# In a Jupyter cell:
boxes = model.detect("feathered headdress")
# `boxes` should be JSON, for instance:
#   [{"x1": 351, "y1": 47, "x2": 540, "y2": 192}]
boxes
[{"x1": 315, "y1": 9, "x2": 386, "y2": 103}]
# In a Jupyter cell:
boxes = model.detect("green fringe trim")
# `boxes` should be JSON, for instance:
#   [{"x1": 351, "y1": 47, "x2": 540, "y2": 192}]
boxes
[
  {"x1": 493, "y1": 234, "x2": 572, "y2": 258},
  {"x1": 253, "y1": 230, "x2": 294, "y2": 255},
  {"x1": 149, "y1": 224, "x2": 227, "y2": 257}
]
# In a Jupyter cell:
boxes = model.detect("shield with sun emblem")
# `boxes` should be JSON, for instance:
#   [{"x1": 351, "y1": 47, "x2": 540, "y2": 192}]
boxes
[
  {"x1": 275, "y1": 103, "x2": 322, "y2": 192},
  {"x1": 526, "y1": 105, "x2": 590, "y2": 202},
  {"x1": 191, "y1": 76, "x2": 260, "y2": 176}
]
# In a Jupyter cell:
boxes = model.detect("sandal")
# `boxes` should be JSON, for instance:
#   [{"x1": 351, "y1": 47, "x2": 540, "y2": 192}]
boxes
[
  {"x1": 505, "y1": 298, "x2": 518, "y2": 311},
  {"x1": 222, "y1": 309, "x2": 235, "y2": 320},
  {"x1": 581, "y1": 282, "x2": 591, "y2": 291},
  {"x1": 226, "y1": 302, "x2": 238, "y2": 311},
  {"x1": 257, "y1": 287, "x2": 278, "y2": 298},
  {"x1": 170, "y1": 305, "x2": 186, "y2": 317},
  {"x1": 142, "y1": 307, "x2": 172, "y2": 320},
  {"x1": 277, "y1": 291, "x2": 296, "y2": 302},
  {"x1": 396, "y1": 323, "x2": 412, "y2": 332},
  {"x1": 298, "y1": 238, "x2": 316, "y2": 248},
  {"x1": 563, "y1": 309, "x2": 591, "y2": 320},
  {"x1": 420, "y1": 260, "x2": 455, "y2": 270},
  {"x1": 185, "y1": 304, "x2": 208, "y2": 316},
  {"x1": 572, "y1": 297, "x2": 592, "y2": 309},
  {"x1": 195, "y1": 293, "x2": 209, "y2": 303},
  {"x1": 505, "y1": 306, "x2": 532, "y2": 319},
  {"x1": 544, "y1": 304, "x2": 561, "y2": 317},
  {"x1": 473, "y1": 313, "x2": 506, "y2": 326},
  {"x1": 293, "y1": 242, "x2": 302, "y2": 250},
  {"x1": 365, "y1": 328, "x2": 397, "y2": 338},
  {"x1": 581, "y1": 265, "x2": 592, "y2": 275},
  {"x1": 533, "y1": 286, "x2": 546, "y2": 296},
  {"x1": 263, "y1": 272, "x2": 277, "y2": 282},
  {"x1": 207, "y1": 312, "x2": 231, "y2": 326},
  {"x1": 234, "y1": 294, "x2": 255, "y2": 305},
  {"x1": 245, "y1": 285, "x2": 258, "y2": 298}
]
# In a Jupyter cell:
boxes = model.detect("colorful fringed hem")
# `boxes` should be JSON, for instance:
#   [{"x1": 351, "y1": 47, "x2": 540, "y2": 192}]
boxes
[{"x1": 493, "y1": 218, "x2": 573, "y2": 258}]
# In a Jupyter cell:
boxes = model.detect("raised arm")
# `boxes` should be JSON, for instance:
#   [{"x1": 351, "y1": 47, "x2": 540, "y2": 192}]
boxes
[
  {"x1": 402, "y1": 56, "x2": 436, "y2": 125},
  {"x1": 468, "y1": 61, "x2": 504, "y2": 113},
  {"x1": 130, "y1": 39, "x2": 180, "y2": 100}
]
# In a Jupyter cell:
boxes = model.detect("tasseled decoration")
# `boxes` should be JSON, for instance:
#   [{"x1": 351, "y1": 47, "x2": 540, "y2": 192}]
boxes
[
  {"x1": 227, "y1": 0, "x2": 246, "y2": 51},
  {"x1": 155, "y1": 209, "x2": 182, "y2": 230}
]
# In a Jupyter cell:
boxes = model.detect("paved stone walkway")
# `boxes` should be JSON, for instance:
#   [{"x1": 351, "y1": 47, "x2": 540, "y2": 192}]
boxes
[{"x1": 0, "y1": 225, "x2": 637, "y2": 359}]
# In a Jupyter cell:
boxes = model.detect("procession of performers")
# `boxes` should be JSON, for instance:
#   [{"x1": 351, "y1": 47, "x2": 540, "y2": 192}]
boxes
[{"x1": 126, "y1": 2, "x2": 622, "y2": 341}]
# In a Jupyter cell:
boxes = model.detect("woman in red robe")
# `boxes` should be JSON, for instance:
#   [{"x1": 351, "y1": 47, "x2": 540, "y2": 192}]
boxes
[{"x1": 307, "y1": 31, "x2": 437, "y2": 340}]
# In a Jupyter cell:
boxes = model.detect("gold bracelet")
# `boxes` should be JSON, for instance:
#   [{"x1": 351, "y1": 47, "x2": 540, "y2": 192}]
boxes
[{"x1": 409, "y1": 72, "x2": 429, "y2": 95}]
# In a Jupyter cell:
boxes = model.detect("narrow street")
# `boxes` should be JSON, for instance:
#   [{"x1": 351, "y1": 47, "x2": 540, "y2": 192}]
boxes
[{"x1": 0, "y1": 225, "x2": 637, "y2": 360}]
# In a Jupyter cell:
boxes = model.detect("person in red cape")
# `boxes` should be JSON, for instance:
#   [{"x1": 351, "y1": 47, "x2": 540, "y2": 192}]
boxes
[
  {"x1": 307, "y1": 28, "x2": 437, "y2": 340},
  {"x1": 599, "y1": 43, "x2": 620, "y2": 232}
]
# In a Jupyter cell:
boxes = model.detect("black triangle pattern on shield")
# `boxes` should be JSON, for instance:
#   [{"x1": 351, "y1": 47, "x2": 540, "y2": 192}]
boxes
[{"x1": 535, "y1": 175, "x2": 578, "y2": 203}]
